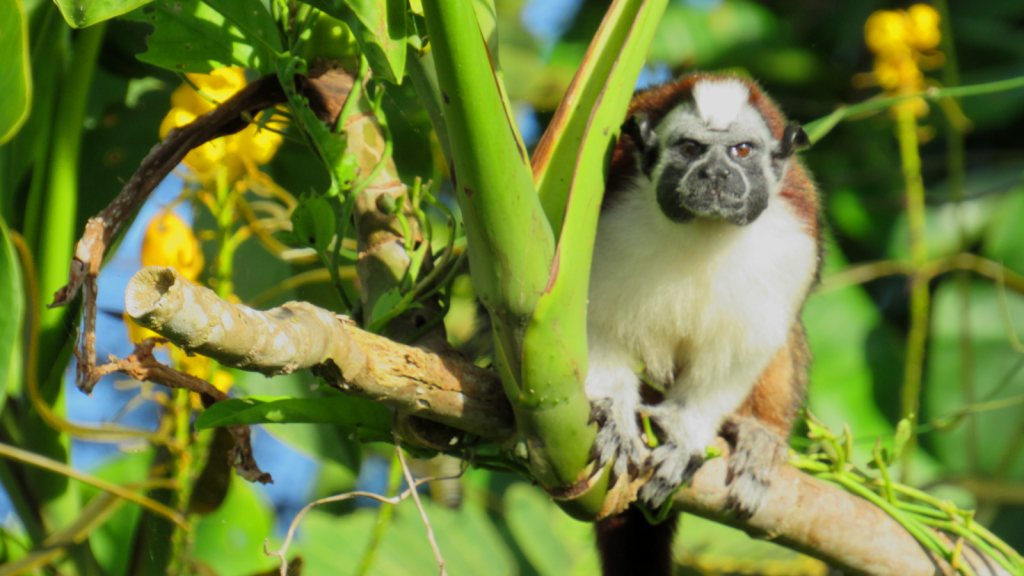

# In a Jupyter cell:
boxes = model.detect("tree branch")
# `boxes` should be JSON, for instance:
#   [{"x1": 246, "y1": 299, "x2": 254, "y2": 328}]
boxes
[
  {"x1": 677, "y1": 440, "x2": 1010, "y2": 576},
  {"x1": 124, "y1": 266, "x2": 514, "y2": 442},
  {"x1": 125, "y1": 265, "x2": 1014, "y2": 576}
]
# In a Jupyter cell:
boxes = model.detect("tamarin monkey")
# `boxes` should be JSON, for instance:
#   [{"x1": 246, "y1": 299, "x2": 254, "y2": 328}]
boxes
[{"x1": 587, "y1": 73, "x2": 821, "y2": 575}]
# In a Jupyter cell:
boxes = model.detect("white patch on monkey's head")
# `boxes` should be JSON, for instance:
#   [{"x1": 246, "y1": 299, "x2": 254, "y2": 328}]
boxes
[{"x1": 693, "y1": 79, "x2": 750, "y2": 131}]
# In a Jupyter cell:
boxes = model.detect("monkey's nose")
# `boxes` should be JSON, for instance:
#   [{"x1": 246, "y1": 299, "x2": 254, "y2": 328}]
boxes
[{"x1": 698, "y1": 166, "x2": 731, "y2": 180}]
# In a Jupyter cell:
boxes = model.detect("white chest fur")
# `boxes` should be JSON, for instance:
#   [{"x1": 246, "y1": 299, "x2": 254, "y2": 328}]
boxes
[{"x1": 587, "y1": 178, "x2": 816, "y2": 400}]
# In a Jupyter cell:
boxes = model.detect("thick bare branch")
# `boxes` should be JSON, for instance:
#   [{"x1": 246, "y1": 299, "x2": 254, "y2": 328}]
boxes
[
  {"x1": 124, "y1": 266, "x2": 514, "y2": 442},
  {"x1": 675, "y1": 439, "x2": 1010, "y2": 576}
]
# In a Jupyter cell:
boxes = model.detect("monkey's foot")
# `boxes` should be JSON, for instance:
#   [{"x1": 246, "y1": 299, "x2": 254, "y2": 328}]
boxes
[
  {"x1": 638, "y1": 405, "x2": 707, "y2": 508},
  {"x1": 721, "y1": 417, "x2": 788, "y2": 519},
  {"x1": 589, "y1": 397, "x2": 649, "y2": 479}
]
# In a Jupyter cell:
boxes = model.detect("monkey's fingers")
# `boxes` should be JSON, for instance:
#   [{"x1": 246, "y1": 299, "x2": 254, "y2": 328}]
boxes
[
  {"x1": 589, "y1": 398, "x2": 649, "y2": 478},
  {"x1": 721, "y1": 417, "x2": 788, "y2": 520}
]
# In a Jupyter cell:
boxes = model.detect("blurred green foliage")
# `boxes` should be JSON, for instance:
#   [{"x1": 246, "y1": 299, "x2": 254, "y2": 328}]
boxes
[{"x1": 2, "y1": 0, "x2": 1024, "y2": 574}]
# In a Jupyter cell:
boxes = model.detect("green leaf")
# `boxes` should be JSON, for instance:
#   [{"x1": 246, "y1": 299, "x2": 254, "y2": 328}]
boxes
[
  {"x1": 674, "y1": 513, "x2": 828, "y2": 574},
  {"x1": 504, "y1": 483, "x2": 600, "y2": 576},
  {"x1": 54, "y1": 0, "x2": 152, "y2": 28},
  {"x1": 0, "y1": 0, "x2": 30, "y2": 145},
  {"x1": 194, "y1": 395, "x2": 393, "y2": 440},
  {"x1": 302, "y1": 0, "x2": 407, "y2": 84},
  {"x1": 290, "y1": 193, "x2": 337, "y2": 253},
  {"x1": 291, "y1": 496, "x2": 515, "y2": 575},
  {"x1": 368, "y1": 286, "x2": 402, "y2": 328},
  {"x1": 122, "y1": 0, "x2": 280, "y2": 74},
  {"x1": 0, "y1": 217, "x2": 22, "y2": 409},
  {"x1": 925, "y1": 279, "x2": 1024, "y2": 479},
  {"x1": 275, "y1": 54, "x2": 356, "y2": 191},
  {"x1": 191, "y1": 475, "x2": 277, "y2": 576},
  {"x1": 82, "y1": 449, "x2": 154, "y2": 576}
]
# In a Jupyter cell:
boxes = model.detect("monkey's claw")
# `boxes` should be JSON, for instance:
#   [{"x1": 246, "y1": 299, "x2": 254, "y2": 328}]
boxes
[
  {"x1": 722, "y1": 417, "x2": 788, "y2": 519},
  {"x1": 589, "y1": 397, "x2": 649, "y2": 478},
  {"x1": 638, "y1": 404, "x2": 706, "y2": 508}
]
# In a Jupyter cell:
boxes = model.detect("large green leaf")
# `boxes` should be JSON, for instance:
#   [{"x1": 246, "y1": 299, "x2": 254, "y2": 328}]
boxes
[
  {"x1": 925, "y1": 280, "x2": 1024, "y2": 480},
  {"x1": 0, "y1": 217, "x2": 22, "y2": 409},
  {"x1": 504, "y1": 483, "x2": 600, "y2": 576},
  {"x1": 54, "y1": 0, "x2": 152, "y2": 28},
  {"x1": 82, "y1": 449, "x2": 154, "y2": 576},
  {"x1": 302, "y1": 0, "x2": 407, "y2": 83},
  {"x1": 194, "y1": 395, "x2": 392, "y2": 442},
  {"x1": 123, "y1": 0, "x2": 280, "y2": 74},
  {"x1": 647, "y1": 0, "x2": 778, "y2": 68},
  {"x1": 674, "y1": 514, "x2": 828, "y2": 574},
  {"x1": 0, "y1": 0, "x2": 30, "y2": 145},
  {"x1": 191, "y1": 475, "x2": 277, "y2": 576},
  {"x1": 229, "y1": 370, "x2": 363, "y2": 477},
  {"x1": 291, "y1": 497, "x2": 516, "y2": 575}
]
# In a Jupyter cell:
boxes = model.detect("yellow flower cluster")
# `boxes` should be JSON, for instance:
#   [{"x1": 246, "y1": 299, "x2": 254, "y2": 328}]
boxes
[
  {"x1": 864, "y1": 4, "x2": 942, "y2": 117},
  {"x1": 159, "y1": 67, "x2": 283, "y2": 183}
]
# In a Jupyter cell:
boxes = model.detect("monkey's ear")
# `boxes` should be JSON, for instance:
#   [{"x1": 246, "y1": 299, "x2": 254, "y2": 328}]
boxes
[
  {"x1": 774, "y1": 123, "x2": 810, "y2": 159},
  {"x1": 622, "y1": 113, "x2": 659, "y2": 177}
]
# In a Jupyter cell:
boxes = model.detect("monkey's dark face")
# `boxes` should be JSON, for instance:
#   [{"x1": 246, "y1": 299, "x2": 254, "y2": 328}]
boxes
[
  {"x1": 654, "y1": 126, "x2": 771, "y2": 226},
  {"x1": 623, "y1": 83, "x2": 808, "y2": 227}
]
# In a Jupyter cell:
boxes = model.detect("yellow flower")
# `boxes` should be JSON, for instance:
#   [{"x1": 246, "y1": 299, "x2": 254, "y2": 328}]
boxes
[
  {"x1": 863, "y1": 5, "x2": 941, "y2": 119},
  {"x1": 160, "y1": 67, "x2": 284, "y2": 182},
  {"x1": 865, "y1": 10, "x2": 909, "y2": 55},
  {"x1": 124, "y1": 313, "x2": 160, "y2": 344},
  {"x1": 171, "y1": 345, "x2": 211, "y2": 380},
  {"x1": 907, "y1": 4, "x2": 941, "y2": 52},
  {"x1": 141, "y1": 211, "x2": 205, "y2": 281}
]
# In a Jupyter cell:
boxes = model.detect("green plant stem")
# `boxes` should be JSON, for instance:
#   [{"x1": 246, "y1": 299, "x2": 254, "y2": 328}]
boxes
[
  {"x1": 0, "y1": 442, "x2": 186, "y2": 528},
  {"x1": 804, "y1": 74, "x2": 1024, "y2": 144},
  {"x1": 20, "y1": 5, "x2": 63, "y2": 249},
  {"x1": 355, "y1": 449, "x2": 403, "y2": 576},
  {"x1": 214, "y1": 166, "x2": 235, "y2": 298},
  {"x1": 897, "y1": 104, "x2": 930, "y2": 480}
]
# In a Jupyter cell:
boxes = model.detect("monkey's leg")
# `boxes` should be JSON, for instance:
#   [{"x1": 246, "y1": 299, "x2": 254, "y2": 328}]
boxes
[{"x1": 723, "y1": 325, "x2": 810, "y2": 519}]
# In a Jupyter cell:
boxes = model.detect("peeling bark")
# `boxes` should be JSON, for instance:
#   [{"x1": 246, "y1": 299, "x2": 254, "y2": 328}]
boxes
[{"x1": 125, "y1": 266, "x2": 514, "y2": 442}]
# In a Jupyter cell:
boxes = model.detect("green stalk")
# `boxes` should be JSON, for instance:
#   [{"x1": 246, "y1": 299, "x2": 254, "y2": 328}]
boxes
[
  {"x1": 214, "y1": 166, "x2": 234, "y2": 298},
  {"x1": 803, "y1": 74, "x2": 1024, "y2": 144},
  {"x1": 897, "y1": 104, "x2": 929, "y2": 480},
  {"x1": 520, "y1": 0, "x2": 668, "y2": 509},
  {"x1": 20, "y1": 5, "x2": 64, "y2": 247},
  {"x1": 419, "y1": 0, "x2": 554, "y2": 347},
  {"x1": 36, "y1": 23, "x2": 104, "y2": 356}
]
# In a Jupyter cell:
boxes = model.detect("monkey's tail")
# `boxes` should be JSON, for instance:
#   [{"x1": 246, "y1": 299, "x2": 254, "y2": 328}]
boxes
[{"x1": 595, "y1": 506, "x2": 678, "y2": 576}]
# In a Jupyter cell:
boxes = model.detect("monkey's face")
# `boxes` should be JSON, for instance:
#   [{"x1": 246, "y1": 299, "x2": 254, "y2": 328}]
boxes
[{"x1": 623, "y1": 80, "x2": 808, "y2": 227}]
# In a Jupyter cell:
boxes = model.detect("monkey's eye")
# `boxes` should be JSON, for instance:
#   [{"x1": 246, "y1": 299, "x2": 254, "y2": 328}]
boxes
[
  {"x1": 730, "y1": 143, "x2": 754, "y2": 158},
  {"x1": 679, "y1": 139, "x2": 703, "y2": 157}
]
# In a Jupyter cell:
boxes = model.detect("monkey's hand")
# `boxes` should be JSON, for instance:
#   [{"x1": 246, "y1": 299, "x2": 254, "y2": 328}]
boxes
[
  {"x1": 589, "y1": 397, "x2": 650, "y2": 479},
  {"x1": 638, "y1": 403, "x2": 709, "y2": 508},
  {"x1": 721, "y1": 416, "x2": 788, "y2": 519}
]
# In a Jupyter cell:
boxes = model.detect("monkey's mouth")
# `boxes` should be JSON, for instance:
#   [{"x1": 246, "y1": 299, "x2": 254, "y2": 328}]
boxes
[{"x1": 657, "y1": 182, "x2": 765, "y2": 226}]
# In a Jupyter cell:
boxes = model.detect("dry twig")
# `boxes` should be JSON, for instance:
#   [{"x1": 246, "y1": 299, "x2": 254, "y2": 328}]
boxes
[{"x1": 264, "y1": 445, "x2": 466, "y2": 576}]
